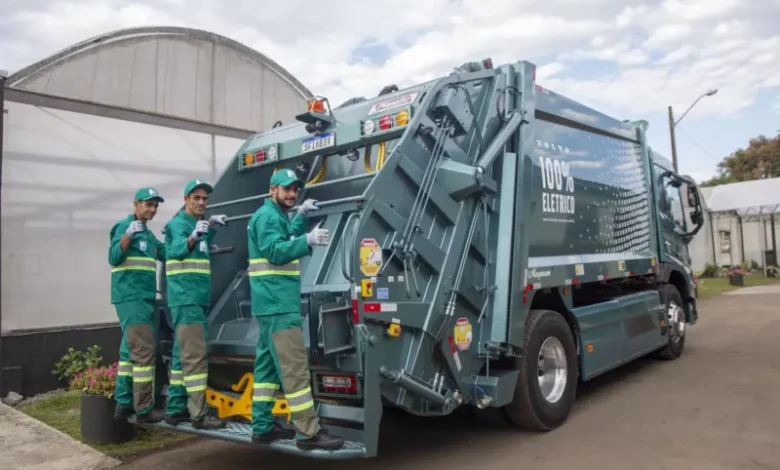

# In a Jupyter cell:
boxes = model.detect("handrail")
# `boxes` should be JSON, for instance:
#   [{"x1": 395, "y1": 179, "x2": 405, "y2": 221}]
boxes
[
  {"x1": 208, "y1": 172, "x2": 374, "y2": 210},
  {"x1": 225, "y1": 195, "x2": 366, "y2": 223},
  {"x1": 341, "y1": 212, "x2": 361, "y2": 282}
]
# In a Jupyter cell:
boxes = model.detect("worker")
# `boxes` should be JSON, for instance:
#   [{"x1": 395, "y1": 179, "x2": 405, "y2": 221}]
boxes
[
  {"x1": 163, "y1": 179, "x2": 229, "y2": 429},
  {"x1": 108, "y1": 187, "x2": 167, "y2": 423},
  {"x1": 247, "y1": 169, "x2": 344, "y2": 450}
]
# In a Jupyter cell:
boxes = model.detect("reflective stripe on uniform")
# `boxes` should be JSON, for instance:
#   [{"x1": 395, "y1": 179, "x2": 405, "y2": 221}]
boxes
[
  {"x1": 252, "y1": 382, "x2": 280, "y2": 402},
  {"x1": 170, "y1": 369, "x2": 184, "y2": 386},
  {"x1": 118, "y1": 361, "x2": 132, "y2": 377},
  {"x1": 285, "y1": 386, "x2": 314, "y2": 413},
  {"x1": 133, "y1": 365, "x2": 154, "y2": 383},
  {"x1": 112, "y1": 256, "x2": 156, "y2": 273},
  {"x1": 184, "y1": 373, "x2": 208, "y2": 393},
  {"x1": 248, "y1": 258, "x2": 300, "y2": 277},
  {"x1": 166, "y1": 259, "x2": 211, "y2": 276}
]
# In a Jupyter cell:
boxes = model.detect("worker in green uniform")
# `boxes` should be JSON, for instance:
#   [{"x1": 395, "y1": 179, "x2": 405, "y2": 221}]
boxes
[
  {"x1": 109, "y1": 187, "x2": 167, "y2": 423},
  {"x1": 247, "y1": 168, "x2": 345, "y2": 450},
  {"x1": 163, "y1": 179, "x2": 228, "y2": 429}
]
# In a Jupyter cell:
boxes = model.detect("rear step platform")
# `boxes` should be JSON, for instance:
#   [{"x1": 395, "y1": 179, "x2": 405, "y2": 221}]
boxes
[{"x1": 127, "y1": 416, "x2": 366, "y2": 459}]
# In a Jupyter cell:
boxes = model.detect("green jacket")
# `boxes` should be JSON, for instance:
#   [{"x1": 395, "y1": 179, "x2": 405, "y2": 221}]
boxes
[
  {"x1": 247, "y1": 199, "x2": 311, "y2": 316},
  {"x1": 108, "y1": 215, "x2": 166, "y2": 304},
  {"x1": 164, "y1": 210, "x2": 216, "y2": 307}
]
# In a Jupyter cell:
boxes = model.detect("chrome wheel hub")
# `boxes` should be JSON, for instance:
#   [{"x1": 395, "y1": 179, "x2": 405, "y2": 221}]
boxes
[
  {"x1": 668, "y1": 301, "x2": 685, "y2": 341},
  {"x1": 537, "y1": 336, "x2": 568, "y2": 403}
]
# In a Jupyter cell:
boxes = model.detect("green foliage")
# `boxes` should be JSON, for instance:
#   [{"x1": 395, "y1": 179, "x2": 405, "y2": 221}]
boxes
[
  {"x1": 700, "y1": 131, "x2": 780, "y2": 187},
  {"x1": 52, "y1": 345, "x2": 103, "y2": 384},
  {"x1": 701, "y1": 263, "x2": 721, "y2": 278},
  {"x1": 750, "y1": 259, "x2": 761, "y2": 271},
  {"x1": 70, "y1": 363, "x2": 118, "y2": 399}
]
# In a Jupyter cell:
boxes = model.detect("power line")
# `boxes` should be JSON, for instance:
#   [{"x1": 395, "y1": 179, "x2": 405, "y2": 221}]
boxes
[{"x1": 674, "y1": 125, "x2": 722, "y2": 163}]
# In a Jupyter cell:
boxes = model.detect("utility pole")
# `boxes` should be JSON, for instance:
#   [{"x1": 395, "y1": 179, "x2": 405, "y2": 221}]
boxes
[
  {"x1": 0, "y1": 68, "x2": 7, "y2": 399},
  {"x1": 668, "y1": 89, "x2": 718, "y2": 173}
]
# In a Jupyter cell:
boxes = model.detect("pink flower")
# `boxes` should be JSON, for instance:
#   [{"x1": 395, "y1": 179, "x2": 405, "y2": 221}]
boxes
[{"x1": 89, "y1": 378, "x2": 95, "y2": 386}]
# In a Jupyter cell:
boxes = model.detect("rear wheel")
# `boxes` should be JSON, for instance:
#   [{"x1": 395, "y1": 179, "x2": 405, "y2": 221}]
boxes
[
  {"x1": 655, "y1": 284, "x2": 686, "y2": 360},
  {"x1": 504, "y1": 309, "x2": 578, "y2": 431}
]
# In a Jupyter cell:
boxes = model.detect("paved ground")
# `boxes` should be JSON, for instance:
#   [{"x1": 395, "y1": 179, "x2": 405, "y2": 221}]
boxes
[
  {"x1": 0, "y1": 402, "x2": 120, "y2": 470},
  {"x1": 112, "y1": 290, "x2": 780, "y2": 469}
]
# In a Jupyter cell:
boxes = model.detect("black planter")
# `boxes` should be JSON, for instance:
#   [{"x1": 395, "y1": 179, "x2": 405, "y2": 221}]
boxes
[
  {"x1": 728, "y1": 274, "x2": 744, "y2": 286},
  {"x1": 80, "y1": 393, "x2": 136, "y2": 445}
]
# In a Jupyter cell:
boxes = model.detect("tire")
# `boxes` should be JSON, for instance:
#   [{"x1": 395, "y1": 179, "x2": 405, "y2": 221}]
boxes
[
  {"x1": 503, "y1": 309, "x2": 578, "y2": 431},
  {"x1": 655, "y1": 284, "x2": 686, "y2": 360}
]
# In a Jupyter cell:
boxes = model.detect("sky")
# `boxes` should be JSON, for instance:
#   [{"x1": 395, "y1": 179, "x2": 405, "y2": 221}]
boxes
[{"x1": 1, "y1": 0, "x2": 779, "y2": 184}]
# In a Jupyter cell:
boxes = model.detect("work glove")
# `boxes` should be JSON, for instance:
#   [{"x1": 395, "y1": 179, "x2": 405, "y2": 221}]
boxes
[
  {"x1": 125, "y1": 220, "x2": 144, "y2": 237},
  {"x1": 209, "y1": 214, "x2": 228, "y2": 226},
  {"x1": 298, "y1": 199, "x2": 320, "y2": 215},
  {"x1": 191, "y1": 220, "x2": 210, "y2": 241},
  {"x1": 306, "y1": 222, "x2": 329, "y2": 246}
]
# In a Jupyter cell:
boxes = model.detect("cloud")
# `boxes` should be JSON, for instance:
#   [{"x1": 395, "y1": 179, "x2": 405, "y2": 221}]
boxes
[{"x1": 0, "y1": 0, "x2": 778, "y2": 125}]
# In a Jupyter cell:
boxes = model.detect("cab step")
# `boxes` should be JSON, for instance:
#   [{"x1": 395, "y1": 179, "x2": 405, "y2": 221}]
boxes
[{"x1": 127, "y1": 415, "x2": 367, "y2": 459}]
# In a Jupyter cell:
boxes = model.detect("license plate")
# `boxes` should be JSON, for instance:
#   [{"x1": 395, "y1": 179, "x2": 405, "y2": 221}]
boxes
[{"x1": 301, "y1": 132, "x2": 335, "y2": 153}]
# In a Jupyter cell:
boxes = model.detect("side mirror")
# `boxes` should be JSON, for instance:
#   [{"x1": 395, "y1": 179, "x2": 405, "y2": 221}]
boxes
[{"x1": 690, "y1": 210, "x2": 703, "y2": 226}]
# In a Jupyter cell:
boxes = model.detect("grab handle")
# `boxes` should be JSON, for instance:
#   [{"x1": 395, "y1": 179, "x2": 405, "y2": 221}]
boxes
[{"x1": 341, "y1": 212, "x2": 361, "y2": 282}]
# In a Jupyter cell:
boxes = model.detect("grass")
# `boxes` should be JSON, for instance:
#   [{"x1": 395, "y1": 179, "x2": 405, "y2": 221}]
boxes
[
  {"x1": 696, "y1": 274, "x2": 780, "y2": 300},
  {"x1": 15, "y1": 390, "x2": 197, "y2": 462}
]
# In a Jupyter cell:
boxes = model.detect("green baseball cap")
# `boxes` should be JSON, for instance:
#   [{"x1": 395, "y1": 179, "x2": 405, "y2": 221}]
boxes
[
  {"x1": 270, "y1": 168, "x2": 305, "y2": 188},
  {"x1": 134, "y1": 187, "x2": 165, "y2": 202},
  {"x1": 184, "y1": 179, "x2": 213, "y2": 195}
]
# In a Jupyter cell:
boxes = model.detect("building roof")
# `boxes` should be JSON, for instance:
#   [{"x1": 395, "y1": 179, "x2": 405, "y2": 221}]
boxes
[{"x1": 705, "y1": 177, "x2": 780, "y2": 216}]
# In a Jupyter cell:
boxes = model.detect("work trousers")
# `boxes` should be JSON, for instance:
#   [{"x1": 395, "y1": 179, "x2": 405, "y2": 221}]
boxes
[
  {"x1": 114, "y1": 299, "x2": 156, "y2": 414},
  {"x1": 252, "y1": 312, "x2": 319, "y2": 439},
  {"x1": 165, "y1": 305, "x2": 209, "y2": 421}
]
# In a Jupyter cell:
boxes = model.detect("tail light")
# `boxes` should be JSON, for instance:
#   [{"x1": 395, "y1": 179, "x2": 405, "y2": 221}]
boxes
[{"x1": 318, "y1": 373, "x2": 358, "y2": 395}]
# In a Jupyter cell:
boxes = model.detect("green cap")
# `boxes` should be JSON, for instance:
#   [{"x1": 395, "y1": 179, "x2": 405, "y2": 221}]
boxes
[
  {"x1": 270, "y1": 169, "x2": 305, "y2": 188},
  {"x1": 184, "y1": 179, "x2": 213, "y2": 195},
  {"x1": 134, "y1": 187, "x2": 165, "y2": 202}
]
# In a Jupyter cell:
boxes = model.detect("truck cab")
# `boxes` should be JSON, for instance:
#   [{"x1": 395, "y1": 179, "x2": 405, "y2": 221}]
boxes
[{"x1": 649, "y1": 148, "x2": 705, "y2": 325}]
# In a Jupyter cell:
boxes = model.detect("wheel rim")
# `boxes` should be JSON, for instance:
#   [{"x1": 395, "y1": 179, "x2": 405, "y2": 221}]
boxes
[
  {"x1": 668, "y1": 301, "x2": 685, "y2": 342},
  {"x1": 537, "y1": 336, "x2": 568, "y2": 404}
]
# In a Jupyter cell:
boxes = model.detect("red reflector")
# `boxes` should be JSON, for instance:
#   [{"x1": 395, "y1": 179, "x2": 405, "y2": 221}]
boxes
[
  {"x1": 363, "y1": 302, "x2": 380, "y2": 312},
  {"x1": 351, "y1": 299, "x2": 359, "y2": 323},
  {"x1": 320, "y1": 374, "x2": 358, "y2": 394},
  {"x1": 447, "y1": 336, "x2": 457, "y2": 353},
  {"x1": 526, "y1": 284, "x2": 534, "y2": 291},
  {"x1": 572, "y1": 277, "x2": 579, "y2": 285},
  {"x1": 255, "y1": 150, "x2": 265, "y2": 162},
  {"x1": 378, "y1": 115, "x2": 392, "y2": 130}
]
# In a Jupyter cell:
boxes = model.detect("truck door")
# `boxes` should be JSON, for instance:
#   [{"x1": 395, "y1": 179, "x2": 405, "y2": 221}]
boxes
[{"x1": 656, "y1": 168, "x2": 690, "y2": 267}]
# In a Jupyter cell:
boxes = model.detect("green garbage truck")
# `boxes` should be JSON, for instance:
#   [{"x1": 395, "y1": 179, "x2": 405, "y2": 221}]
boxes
[{"x1": 134, "y1": 57, "x2": 705, "y2": 459}]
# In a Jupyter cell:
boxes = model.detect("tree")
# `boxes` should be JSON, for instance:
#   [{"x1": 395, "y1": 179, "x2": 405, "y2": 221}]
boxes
[{"x1": 700, "y1": 131, "x2": 780, "y2": 187}]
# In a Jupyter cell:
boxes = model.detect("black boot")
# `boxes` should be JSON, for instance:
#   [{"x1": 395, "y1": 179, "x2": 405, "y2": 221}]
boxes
[
  {"x1": 135, "y1": 408, "x2": 166, "y2": 423},
  {"x1": 114, "y1": 405, "x2": 133, "y2": 420},
  {"x1": 251, "y1": 423, "x2": 295, "y2": 444},
  {"x1": 165, "y1": 410, "x2": 190, "y2": 426},
  {"x1": 296, "y1": 429, "x2": 345, "y2": 451},
  {"x1": 191, "y1": 415, "x2": 227, "y2": 430}
]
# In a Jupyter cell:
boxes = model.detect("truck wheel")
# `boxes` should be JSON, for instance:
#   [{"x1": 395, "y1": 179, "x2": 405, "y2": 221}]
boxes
[
  {"x1": 504, "y1": 309, "x2": 578, "y2": 431},
  {"x1": 655, "y1": 284, "x2": 686, "y2": 360}
]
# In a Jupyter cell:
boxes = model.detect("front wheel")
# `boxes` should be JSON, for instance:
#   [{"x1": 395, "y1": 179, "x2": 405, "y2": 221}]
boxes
[
  {"x1": 655, "y1": 284, "x2": 686, "y2": 360},
  {"x1": 503, "y1": 309, "x2": 578, "y2": 431}
]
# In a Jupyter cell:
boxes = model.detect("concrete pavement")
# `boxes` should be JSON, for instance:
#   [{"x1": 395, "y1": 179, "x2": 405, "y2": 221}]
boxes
[{"x1": 0, "y1": 401, "x2": 120, "y2": 470}]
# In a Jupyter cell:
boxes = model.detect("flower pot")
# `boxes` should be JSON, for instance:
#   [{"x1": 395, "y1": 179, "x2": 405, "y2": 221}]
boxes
[
  {"x1": 80, "y1": 393, "x2": 136, "y2": 445},
  {"x1": 728, "y1": 274, "x2": 744, "y2": 286}
]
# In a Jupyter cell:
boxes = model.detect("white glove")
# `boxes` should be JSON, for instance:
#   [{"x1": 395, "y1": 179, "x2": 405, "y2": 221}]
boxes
[
  {"x1": 209, "y1": 214, "x2": 228, "y2": 226},
  {"x1": 306, "y1": 224, "x2": 329, "y2": 246},
  {"x1": 125, "y1": 220, "x2": 144, "y2": 237},
  {"x1": 298, "y1": 199, "x2": 320, "y2": 214},
  {"x1": 191, "y1": 220, "x2": 210, "y2": 241}
]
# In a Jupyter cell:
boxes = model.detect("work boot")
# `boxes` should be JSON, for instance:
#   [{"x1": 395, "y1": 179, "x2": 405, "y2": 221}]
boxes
[
  {"x1": 114, "y1": 405, "x2": 133, "y2": 420},
  {"x1": 165, "y1": 410, "x2": 190, "y2": 426},
  {"x1": 296, "y1": 429, "x2": 345, "y2": 451},
  {"x1": 135, "y1": 408, "x2": 166, "y2": 423},
  {"x1": 251, "y1": 423, "x2": 295, "y2": 444},
  {"x1": 191, "y1": 415, "x2": 227, "y2": 430}
]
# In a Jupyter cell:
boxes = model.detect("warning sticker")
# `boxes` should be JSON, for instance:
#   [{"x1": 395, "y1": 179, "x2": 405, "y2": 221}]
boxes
[
  {"x1": 453, "y1": 317, "x2": 472, "y2": 351},
  {"x1": 359, "y1": 238, "x2": 382, "y2": 276}
]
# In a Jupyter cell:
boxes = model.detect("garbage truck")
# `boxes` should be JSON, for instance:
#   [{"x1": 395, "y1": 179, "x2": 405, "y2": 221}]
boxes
[{"x1": 133, "y1": 57, "x2": 705, "y2": 459}]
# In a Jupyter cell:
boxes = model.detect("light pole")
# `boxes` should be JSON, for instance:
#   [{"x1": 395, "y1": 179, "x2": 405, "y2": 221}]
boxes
[{"x1": 668, "y1": 88, "x2": 718, "y2": 173}]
